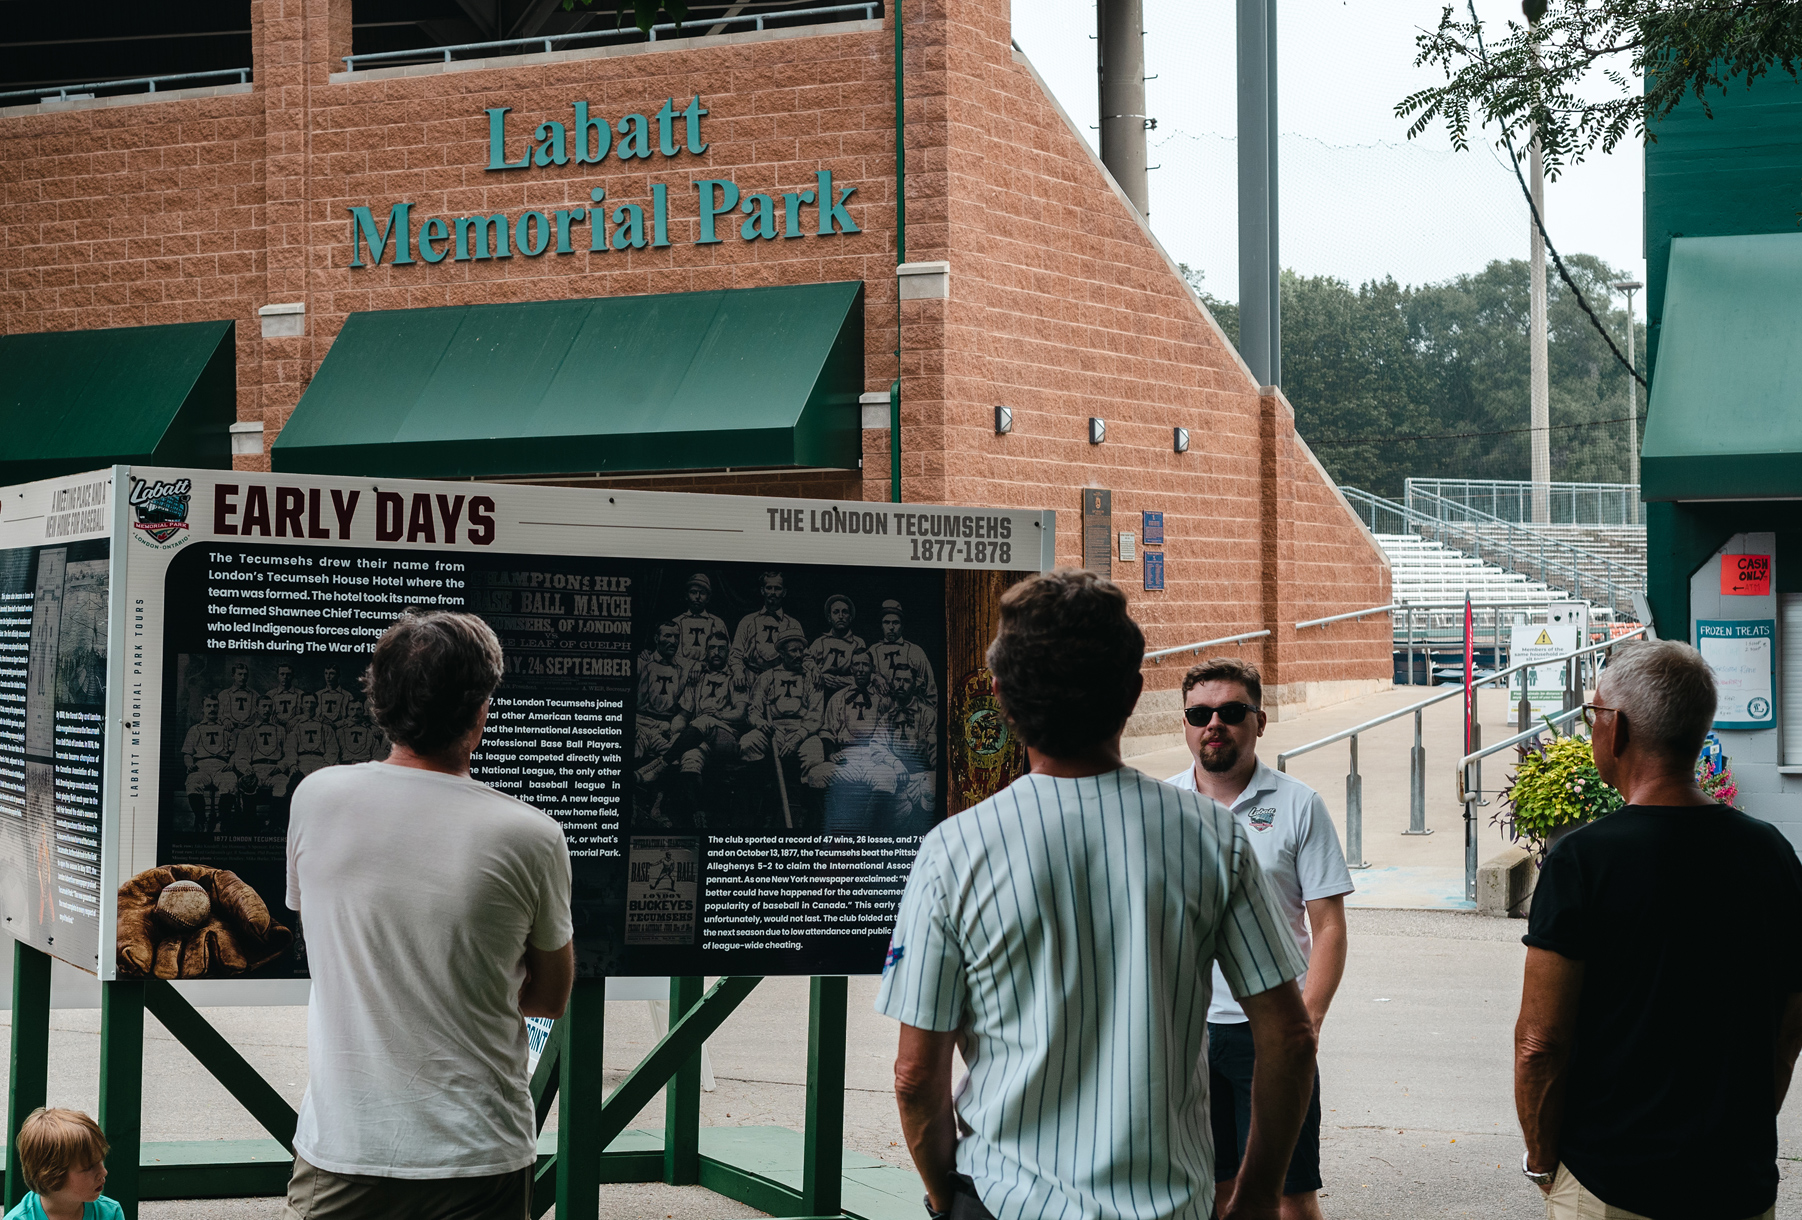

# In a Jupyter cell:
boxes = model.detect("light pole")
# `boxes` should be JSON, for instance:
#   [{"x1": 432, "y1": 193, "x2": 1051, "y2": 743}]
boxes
[{"x1": 1610, "y1": 279, "x2": 1642, "y2": 523}]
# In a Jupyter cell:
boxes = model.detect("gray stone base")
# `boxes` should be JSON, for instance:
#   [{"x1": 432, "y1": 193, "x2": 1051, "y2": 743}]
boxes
[{"x1": 1476, "y1": 844, "x2": 1536, "y2": 918}]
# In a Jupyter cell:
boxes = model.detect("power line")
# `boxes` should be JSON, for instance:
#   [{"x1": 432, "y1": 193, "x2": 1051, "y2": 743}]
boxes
[
  {"x1": 1466, "y1": 0, "x2": 1647, "y2": 391},
  {"x1": 1306, "y1": 412, "x2": 1646, "y2": 448}
]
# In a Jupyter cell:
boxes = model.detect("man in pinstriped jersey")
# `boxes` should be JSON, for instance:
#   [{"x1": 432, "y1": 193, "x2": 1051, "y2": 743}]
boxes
[{"x1": 877, "y1": 570, "x2": 1317, "y2": 1220}]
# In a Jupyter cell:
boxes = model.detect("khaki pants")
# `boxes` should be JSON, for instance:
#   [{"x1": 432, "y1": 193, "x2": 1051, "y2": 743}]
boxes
[
  {"x1": 1547, "y1": 1164, "x2": 1773, "y2": 1220},
  {"x1": 283, "y1": 1153, "x2": 530, "y2": 1220}
]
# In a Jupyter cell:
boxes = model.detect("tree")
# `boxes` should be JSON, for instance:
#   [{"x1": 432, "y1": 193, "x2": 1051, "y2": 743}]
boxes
[
  {"x1": 1398, "y1": 1, "x2": 1802, "y2": 177},
  {"x1": 1178, "y1": 264, "x2": 1239, "y2": 348},
  {"x1": 1232, "y1": 256, "x2": 1649, "y2": 498}
]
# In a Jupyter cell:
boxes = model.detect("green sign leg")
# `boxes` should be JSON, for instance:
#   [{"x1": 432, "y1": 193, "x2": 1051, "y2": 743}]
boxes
[
  {"x1": 801, "y1": 976, "x2": 848, "y2": 1219},
  {"x1": 99, "y1": 980, "x2": 144, "y2": 1220},
  {"x1": 663, "y1": 977, "x2": 703, "y2": 1186},
  {"x1": 5, "y1": 943, "x2": 51, "y2": 1209},
  {"x1": 556, "y1": 977, "x2": 606, "y2": 1220}
]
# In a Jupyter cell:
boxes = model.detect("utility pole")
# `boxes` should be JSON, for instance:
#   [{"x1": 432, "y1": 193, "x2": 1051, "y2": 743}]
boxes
[
  {"x1": 1097, "y1": 0, "x2": 1149, "y2": 217},
  {"x1": 1610, "y1": 279, "x2": 1642, "y2": 523},
  {"x1": 1528, "y1": 132, "x2": 1550, "y2": 524},
  {"x1": 1525, "y1": 2, "x2": 1549, "y2": 524},
  {"x1": 1237, "y1": 0, "x2": 1279, "y2": 386}
]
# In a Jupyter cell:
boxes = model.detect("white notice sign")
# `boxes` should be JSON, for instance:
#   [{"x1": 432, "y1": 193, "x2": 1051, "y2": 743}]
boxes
[
  {"x1": 1510, "y1": 623, "x2": 1578, "y2": 721},
  {"x1": 1696, "y1": 619, "x2": 1776, "y2": 729}
]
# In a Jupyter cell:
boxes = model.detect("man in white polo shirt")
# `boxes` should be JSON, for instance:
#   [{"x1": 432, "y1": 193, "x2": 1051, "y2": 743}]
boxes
[{"x1": 1166, "y1": 657, "x2": 1352, "y2": 1220}]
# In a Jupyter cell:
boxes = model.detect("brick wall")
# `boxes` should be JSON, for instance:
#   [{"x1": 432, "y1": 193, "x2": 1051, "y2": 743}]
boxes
[{"x1": 0, "y1": 0, "x2": 1391, "y2": 730}]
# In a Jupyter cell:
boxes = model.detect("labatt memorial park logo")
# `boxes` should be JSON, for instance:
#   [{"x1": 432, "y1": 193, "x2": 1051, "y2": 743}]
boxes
[{"x1": 128, "y1": 477, "x2": 193, "y2": 547}]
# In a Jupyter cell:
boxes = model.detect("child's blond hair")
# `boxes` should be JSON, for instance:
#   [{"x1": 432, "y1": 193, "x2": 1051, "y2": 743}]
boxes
[{"x1": 15, "y1": 1108, "x2": 107, "y2": 1194}]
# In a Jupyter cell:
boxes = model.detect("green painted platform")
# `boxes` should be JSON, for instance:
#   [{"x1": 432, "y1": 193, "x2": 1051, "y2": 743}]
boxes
[{"x1": 134, "y1": 1127, "x2": 919, "y2": 1220}]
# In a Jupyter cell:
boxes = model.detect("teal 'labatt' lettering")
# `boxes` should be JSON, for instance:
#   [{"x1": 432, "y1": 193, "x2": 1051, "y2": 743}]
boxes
[
  {"x1": 347, "y1": 97, "x2": 861, "y2": 269},
  {"x1": 488, "y1": 97, "x2": 704, "y2": 170}
]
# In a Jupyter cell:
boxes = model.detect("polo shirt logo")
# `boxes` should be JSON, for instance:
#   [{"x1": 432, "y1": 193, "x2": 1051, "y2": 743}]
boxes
[
  {"x1": 1248, "y1": 807, "x2": 1277, "y2": 831},
  {"x1": 884, "y1": 942, "x2": 905, "y2": 973}
]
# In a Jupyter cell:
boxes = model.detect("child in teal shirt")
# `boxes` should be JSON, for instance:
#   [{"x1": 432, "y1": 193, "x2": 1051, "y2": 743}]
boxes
[{"x1": 3, "y1": 1108, "x2": 123, "y2": 1220}]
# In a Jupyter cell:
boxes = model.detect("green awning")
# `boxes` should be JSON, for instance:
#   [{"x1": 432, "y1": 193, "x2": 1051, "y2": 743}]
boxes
[
  {"x1": 0, "y1": 320, "x2": 236, "y2": 486},
  {"x1": 271, "y1": 281, "x2": 865, "y2": 479},
  {"x1": 1642, "y1": 233, "x2": 1802, "y2": 501}
]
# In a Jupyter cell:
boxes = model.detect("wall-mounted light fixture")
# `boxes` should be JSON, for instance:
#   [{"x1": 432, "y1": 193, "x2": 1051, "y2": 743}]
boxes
[
  {"x1": 994, "y1": 405, "x2": 1013, "y2": 434},
  {"x1": 1173, "y1": 426, "x2": 1190, "y2": 454},
  {"x1": 1089, "y1": 417, "x2": 1106, "y2": 445}
]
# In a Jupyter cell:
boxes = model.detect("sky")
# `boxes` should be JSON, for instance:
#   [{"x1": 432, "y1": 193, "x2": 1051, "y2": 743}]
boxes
[{"x1": 1010, "y1": 0, "x2": 1647, "y2": 317}]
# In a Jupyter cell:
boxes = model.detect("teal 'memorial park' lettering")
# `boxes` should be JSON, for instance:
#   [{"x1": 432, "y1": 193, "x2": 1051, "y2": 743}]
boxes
[{"x1": 347, "y1": 96, "x2": 859, "y2": 269}]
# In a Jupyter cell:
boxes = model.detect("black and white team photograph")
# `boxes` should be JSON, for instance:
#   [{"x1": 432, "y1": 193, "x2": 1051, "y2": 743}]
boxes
[{"x1": 629, "y1": 562, "x2": 945, "y2": 838}]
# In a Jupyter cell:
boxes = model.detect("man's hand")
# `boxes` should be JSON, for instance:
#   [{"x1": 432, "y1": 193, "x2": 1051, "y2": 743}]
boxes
[
  {"x1": 1226, "y1": 981, "x2": 1317, "y2": 1218},
  {"x1": 894, "y1": 1024, "x2": 961, "y2": 1214},
  {"x1": 1776, "y1": 992, "x2": 1802, "y2": 1112},
  {"x1": 1515, "y1": 947, "x2": 1584, "y2": 1189},
  {"x1": 519, "y1": 939, "x2": 575, "y2": 1018}
]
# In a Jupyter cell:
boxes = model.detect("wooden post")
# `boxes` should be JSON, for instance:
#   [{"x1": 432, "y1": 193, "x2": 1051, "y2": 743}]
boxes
[
  {"x1": 99, "y1": 980, "x2": 144, "y2": 1219},
  {"x1": 801, "y1": 976, "x2": 848, "y2": 1218},
  {"x1": 5, "y1": 942, "x2": 50, "y2": 1209},
  {"x1": 663, "y1": 976, "x2": 704, "y2": 1186}
]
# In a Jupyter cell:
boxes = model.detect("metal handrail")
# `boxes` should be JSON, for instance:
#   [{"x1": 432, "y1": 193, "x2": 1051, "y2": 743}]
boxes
[
  {"x1": 1406, "y1": 488, "x2": 1642, "y2": 585},
  {"x1": 340, "y1": 2, "x2": 879, "y2": 69},
  {"x1": 1296, "y1": 604, "x2": 1395, "y2": 630},
  {"x1": 1404, "y1": 477, "x2": 1641, "y2": 527},
  {"x1": 1279, "y1": 623, "x2": 1647, "y2": 768},
  {"x1": 0, "y1": 67, "x2": 251, "y2": 105},
  {"x1": 1344, "y1": 487, "x2": 1640, "y2": 614},
  {"x1": 1456, "y1": 706, "x2": 1584, "y2": 802},
  {"x1": 1145, "y1": 629, "x2": 1270, "y2": 665},
  {"x1": 1276, "y1": 624, "x2": 1647, "y2": 894}
]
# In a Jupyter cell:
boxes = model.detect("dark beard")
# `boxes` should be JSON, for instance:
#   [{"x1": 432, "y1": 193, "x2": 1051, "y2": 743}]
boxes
[{"x1": 1198, "y1": 739, "x2": 1240, "y2": 773}]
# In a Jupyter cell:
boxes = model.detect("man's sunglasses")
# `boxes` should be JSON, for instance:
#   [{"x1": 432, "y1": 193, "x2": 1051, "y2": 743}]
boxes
[{"x1": 1183, "y1": 702, "x2": 1257, "y2": 728}]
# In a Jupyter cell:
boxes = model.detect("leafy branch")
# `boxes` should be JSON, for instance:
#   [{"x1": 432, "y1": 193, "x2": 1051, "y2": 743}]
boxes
[{"x1": 1398, "y1": 1, "x2": 1802, "y2": 178}]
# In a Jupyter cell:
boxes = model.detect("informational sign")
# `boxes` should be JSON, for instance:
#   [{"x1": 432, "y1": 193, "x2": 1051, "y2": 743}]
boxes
[
  {"x1": 1117, "y1": 532, "x2": 1136, "y2": 563},
  {"x1": 1510, "y1": 623, "x2": 1578, "y2": 722},
  {"x1": 1697, "y1": 620, "x2": 1776, "y2": 730},
  {"x1": 1081, "y1": 489, "x2": 1111, "y2": 579},
  {"x1": 1141, "y1": 512, "x2": 1164, "y2": 546},
  {"x1": 0, "y1": 471, "x2": 116, "y2": 975},
  {"x1": 1143, "y1": 551, "x2": 1165, "y2": 591},
  {"x1": 1721, "y1": 555, "x2": 1772, "y2": 597},
  {"x1": 0, "y1": 466, "x2": 1052, "y2": 980}
]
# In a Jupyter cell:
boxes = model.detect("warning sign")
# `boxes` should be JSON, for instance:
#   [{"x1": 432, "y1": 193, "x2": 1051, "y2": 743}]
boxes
[
  {"x1": 1510, "y1": 622, "x2": 1579, "y2": 721},
  {"x1": 1721, "y1": 555, "x2": 1772, "y2": 597}
]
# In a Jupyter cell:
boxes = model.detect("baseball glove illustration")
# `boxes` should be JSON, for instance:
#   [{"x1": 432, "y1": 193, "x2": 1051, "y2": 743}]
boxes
[{"x1": 116, "y1": 865, "x2": 292, "y2": 979}]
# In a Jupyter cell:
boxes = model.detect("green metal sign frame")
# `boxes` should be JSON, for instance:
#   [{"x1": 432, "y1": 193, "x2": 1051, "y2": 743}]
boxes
[{"x1": 3, "y1": 944, "x2": 867, "y2": 1220}]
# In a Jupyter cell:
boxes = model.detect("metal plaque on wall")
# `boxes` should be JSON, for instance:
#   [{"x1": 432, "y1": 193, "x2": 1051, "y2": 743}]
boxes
[{"x1": 1082, "y1": 489, "x2": 1112, "y2": 579}]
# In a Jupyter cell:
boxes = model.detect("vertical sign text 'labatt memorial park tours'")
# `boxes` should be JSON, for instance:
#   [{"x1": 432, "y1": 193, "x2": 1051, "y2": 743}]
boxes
[
  {"x1": 346, "y1": 98, "x2": 863, "y2": 269},
  {"x1": 0, "y1": 467, "x2": 1050, "y2": 983}
]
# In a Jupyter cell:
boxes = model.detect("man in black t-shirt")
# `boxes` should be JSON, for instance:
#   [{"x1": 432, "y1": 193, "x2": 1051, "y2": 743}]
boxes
[{"x1": 1516, "y1": 639, "x2": 1802, "y2": 1220}]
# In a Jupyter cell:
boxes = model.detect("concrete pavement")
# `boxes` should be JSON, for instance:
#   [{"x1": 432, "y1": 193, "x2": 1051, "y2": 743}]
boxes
[{"x1": 3, "y1": 908, "x2": 1796, "y2": 1218}]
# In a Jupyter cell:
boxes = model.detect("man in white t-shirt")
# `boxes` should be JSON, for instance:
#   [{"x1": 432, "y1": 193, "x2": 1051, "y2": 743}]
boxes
[
  {"x1": 1165, "y1": 657, "x2": 1352, "y2": 1220},
  {"x1": 283, "y1": 611, "x2": 573, "y2": 1220}
]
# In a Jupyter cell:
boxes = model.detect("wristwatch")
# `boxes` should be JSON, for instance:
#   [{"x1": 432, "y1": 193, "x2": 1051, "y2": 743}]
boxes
[
  {"x1": 1521, "y1": 1150, "x2": 1555, "y2": 1187},
  {"x1": 924, "y1": 1195, "x2": 950, "y2": 1220}
]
